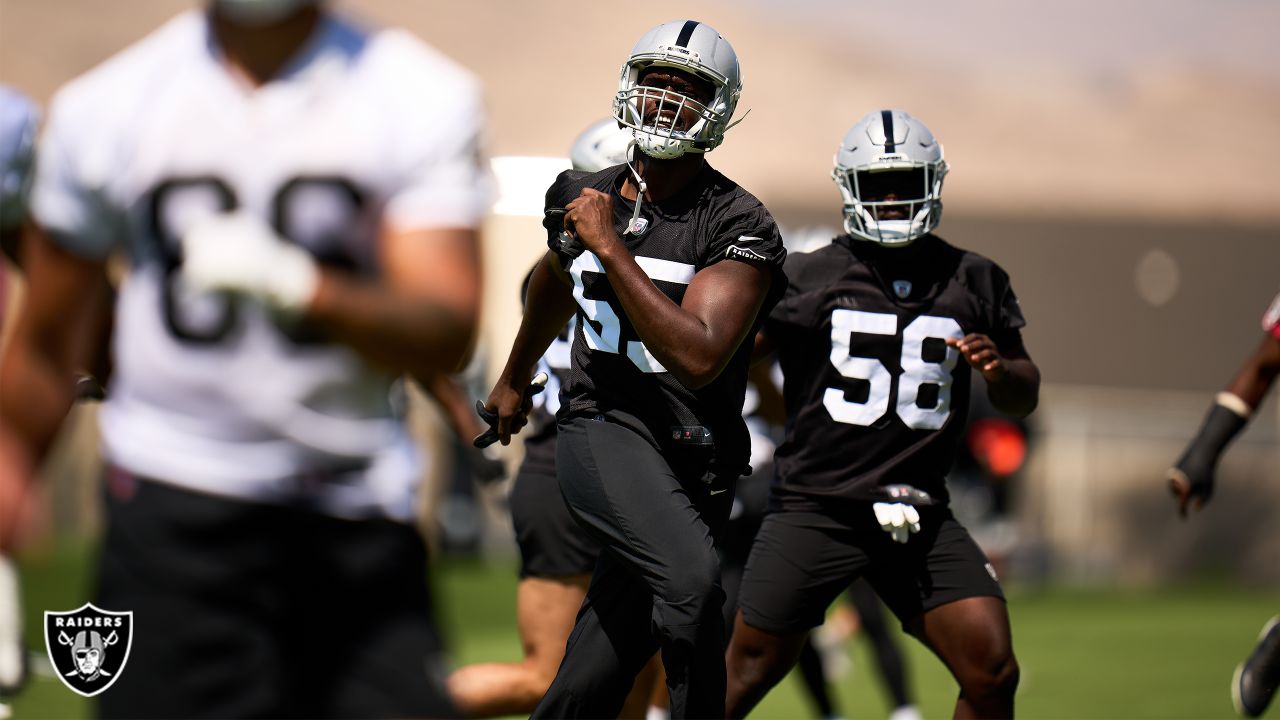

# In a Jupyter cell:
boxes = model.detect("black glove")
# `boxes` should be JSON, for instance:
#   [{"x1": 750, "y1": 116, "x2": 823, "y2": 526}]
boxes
[
  {"x1": 545, "y1": 209, "x2": 584, "y2": 260},
  {"x1": 1169, "y1": 399, "x2": 1249, "y2": 516},
  {"x1": 473, "y1": 373, "x2": 549, "y2": 449}
]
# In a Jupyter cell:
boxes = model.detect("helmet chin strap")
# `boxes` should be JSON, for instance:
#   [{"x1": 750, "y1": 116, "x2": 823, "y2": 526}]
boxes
[{"x1": 623, "y1": 141, "x2": 650, "y2": 236}]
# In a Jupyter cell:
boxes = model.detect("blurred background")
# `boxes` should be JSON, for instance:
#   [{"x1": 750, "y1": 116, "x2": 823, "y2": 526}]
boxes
[{"x1": 2, "y1": 0, "x2": 1277, "y2": 717}]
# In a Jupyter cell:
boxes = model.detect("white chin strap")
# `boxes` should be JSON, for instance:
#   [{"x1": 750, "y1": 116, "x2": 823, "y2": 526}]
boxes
[
  {"x1": 214, "y1": 0, "x2": 314, "y2": 26},
  {"x1": 622, "y1": 142, "x2": 651, "y2": 235}
]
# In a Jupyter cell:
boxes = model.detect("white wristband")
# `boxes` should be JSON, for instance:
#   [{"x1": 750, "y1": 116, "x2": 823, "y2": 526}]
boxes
[{"x1": 1215, "y1": 392, "x2": 1252, "y2": 419}]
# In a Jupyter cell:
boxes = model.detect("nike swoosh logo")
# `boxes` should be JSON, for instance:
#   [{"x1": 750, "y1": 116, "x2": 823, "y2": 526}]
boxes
[
  {"x1": 737, "y1": 236, "x2": 762, "y2": 242},
  {"x1": 710, "y1": 488, "x2": 729, "y2": 496}
]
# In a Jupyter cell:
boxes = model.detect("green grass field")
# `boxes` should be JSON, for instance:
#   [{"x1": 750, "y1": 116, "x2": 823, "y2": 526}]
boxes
[{"x1": 9, "y1": 542, "x2": 1279, "y2": 719}]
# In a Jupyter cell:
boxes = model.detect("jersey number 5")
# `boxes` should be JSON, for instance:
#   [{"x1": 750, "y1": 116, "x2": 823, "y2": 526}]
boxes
[
  {"x1": 825, "y1": 309, "x2": 962, "y2": 430},
  {"x1": 568, "y1": 252, "x2": 695, "y2": 373}
]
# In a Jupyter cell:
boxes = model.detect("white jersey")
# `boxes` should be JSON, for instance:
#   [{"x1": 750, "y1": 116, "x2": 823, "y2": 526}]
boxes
[{"x1": 32, "y1": 11, "x2": 490, "y2": 521}]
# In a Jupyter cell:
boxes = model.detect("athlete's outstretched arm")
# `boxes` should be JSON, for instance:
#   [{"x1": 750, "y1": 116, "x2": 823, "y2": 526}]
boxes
[
  {"x1": 947, "y1": 332, "x2": 1040, "y2": 418},
  {"x1": 565, "y1": 189, "x2": 772, "y2": 390},
  {"x1": 613, "y1": 258, "x2": 771, "y2": 389},
  {"x1": 0, "y1": 229, "x2": 111, "y2": 548},
  {"x1": 1225, "y1": 333, "x2": 1280, "y2": 409},
  {"x1": 483, "y1": 252, "x2": 578, "y2": 445},
  {"x1": 1169, "y1": 332, "x2": 1280, "y2": 517},
  {"x1": 0, "y1": 229, "x2": 111, "y2": 463},
  {"x1": 305, "y1": 224, "x2": 482, "y2": 378},
  {"x1": 421, "y1": 373, "x2": 488, "y2": 445},
  {"x1": 181, "y1": 218, "x2": 482, "y2": 379}
]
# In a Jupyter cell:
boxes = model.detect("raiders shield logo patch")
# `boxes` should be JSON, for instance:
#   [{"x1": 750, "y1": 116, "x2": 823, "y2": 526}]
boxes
[
  {"x1": 44, "y1": 603, "x2": 133, "y2": 697},
  {"x1": 892, "y1": 280, "x2": 913, "y2": 299}
]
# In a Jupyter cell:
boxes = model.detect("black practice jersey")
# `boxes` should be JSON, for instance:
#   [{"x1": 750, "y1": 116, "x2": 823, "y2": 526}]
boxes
[
  {"x1": 544, "y1": 163, "x2": 786, "y2": 475},
  {"x1": 766, "y1": 234, "x2": 1027, "y2": 510}
]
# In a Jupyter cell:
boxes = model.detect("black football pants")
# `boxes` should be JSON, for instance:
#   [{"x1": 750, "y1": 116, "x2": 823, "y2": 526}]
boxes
[
  {"x1": 95, "y1": 474, "x2": 455, "y2": 719},
  {"x1": 532, "y1": 416, "x2": 736, "y2": 719}
]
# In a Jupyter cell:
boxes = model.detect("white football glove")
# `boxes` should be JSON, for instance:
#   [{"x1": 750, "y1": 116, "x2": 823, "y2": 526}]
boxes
[
  {"x1": 180, "y1": 210, "x2": 319, "y2": 312},
  {"x1": 873, "y1": 502, "x2": 921, "y2": 544},
  {"x1": 0, "y1": 554, "x2": 25, "y2": 697}
]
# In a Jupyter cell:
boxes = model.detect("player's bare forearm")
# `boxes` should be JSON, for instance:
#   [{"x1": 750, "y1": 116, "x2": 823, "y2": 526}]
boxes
[
  {"x1": 306, "y1": 269, "x2": 476, "y2": 377},
  {"x1": 495, "y1": 254, "x2": 576, "y2": 391},
  {"x1": 304, "y1": 225, "x2": 482, "y2": 377},
  {"x1": 0, "y1": 344, "x2": 76, "y2": 465},
  {"x1": 947, "y1": 332, "x2": 1039, "y2": 417},
  {"x1": 421, "y1": 374, "x2": 486, "y2": 440},
  {"x1": 1225, "y1": 334, "x2": 1280, "y2": 411},
  {"x1": 0, "y1": 426, "x2": 34, "y2": 551},
  {"x1": 1164, "y1": 336, "x2": 1277, "y2": 517},
  {"x1": 985, "y1": 356, "x2": 1040, "y2": 418},
  {"x1": 3, "y1": 236, "x2": 112, "y2": 550},
  {"x1": 0, "y1": 234, "x2": 108, "y2": 464},
  {"x1": 597, "y1": 242, "x2": 771, "y2": 389},
  {"x1": 482, "y1": 254, "x2": 575, "y2": 444}
]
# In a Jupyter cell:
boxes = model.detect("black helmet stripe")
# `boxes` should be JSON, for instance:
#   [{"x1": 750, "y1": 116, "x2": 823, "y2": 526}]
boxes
[
  {"x1": 675, "y1": 20, "x2": 700, "y2": 47},
  {"x1": 881, "y1": 110, "x2": 896, "y2": 152}
]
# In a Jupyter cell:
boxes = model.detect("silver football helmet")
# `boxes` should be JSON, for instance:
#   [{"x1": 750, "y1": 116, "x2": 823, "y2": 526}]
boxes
[
  {"x1": 832, "y1": 110, "x2": 948, "y2": 246},
  {"x1": 569, "y1": 119, "x2": 634, "y2": 173},
  {"x1": 613, "y1": 20, "x2": 742, "y2": 160}
]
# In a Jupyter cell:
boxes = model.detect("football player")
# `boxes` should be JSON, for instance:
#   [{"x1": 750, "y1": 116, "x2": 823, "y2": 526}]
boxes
[
  {"x1": 1167, "y1": 291, "x2": 1280, "y2": 718},
  {"x1": 479, "y1": 20, "x2": 786, "y2": 719},
  {"x1": 0, "y1": 0, "x2": 487, "y2": 716},
  {"x1": 718, "y1": 361, "x2": 921, "y2": 720},
  {"x1": 448, "y1": 119, "x2": 658, "y2": 718},
  {"x1": 725, "y1": 110, "x2": 1038, "y2": 719}
]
